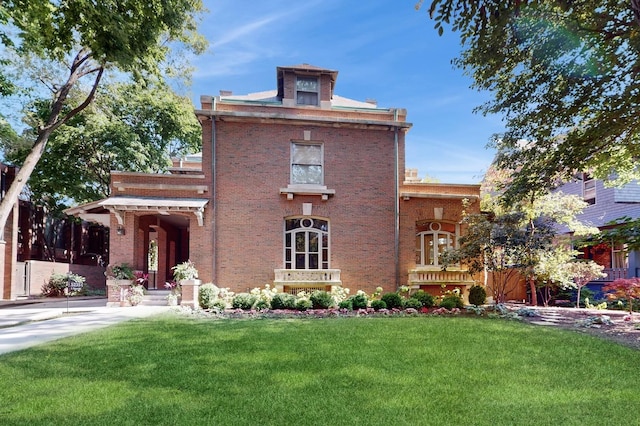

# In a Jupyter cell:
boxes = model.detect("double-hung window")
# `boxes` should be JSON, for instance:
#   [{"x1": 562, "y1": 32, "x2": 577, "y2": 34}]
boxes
[
  {"x1": 296, "y1": 77, "x2": 319, "y2": 106},
  {"x1": 291, "y1": 142, "x2": 323, "y2": 185}
]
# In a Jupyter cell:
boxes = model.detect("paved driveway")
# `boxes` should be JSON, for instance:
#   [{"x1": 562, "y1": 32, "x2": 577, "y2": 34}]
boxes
[{"x1": 0, "y1": 298, "x2": 170, "y2": 355}]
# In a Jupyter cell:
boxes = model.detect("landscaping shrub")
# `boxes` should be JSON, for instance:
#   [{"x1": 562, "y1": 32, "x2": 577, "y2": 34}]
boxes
[
  {"x1": 42, "y1": 272, "x2": 86, "y2": 297},
  {"x1": 410, "y1": 290, "x2": 435, "y2": 308},
  {"x1": 440, "y1": 294, "x2": 464, "y2": 310},
  {"x1": 232, "y1": 293, "x2": 257, "y2": 310},
  {"x1": 270, "y1": 293, "x2": 296, "y2": 310},
  {"x1": 296, "y1": 298, "x2": 312, "y2": 311},
  {"x1": 381, "y1": 292, "x2": 404, "y2": 309},
  {"x1": 370, "y1": 299, "x2": 387, "y2": 310},
  {"x1": 404, "y1": 298, "x2": 422, "y2": 310},
  {"x1": 338, "y1": 299, "x2": 353, "y2": 310},
  {"x1": 310, "y1": 290, "x2": 334, "y2": 309},
  {"x1": 254, "y1": 299, "x2": 270, "y2": 310},
  {"x1": 349, "y1": 293, "x2": 369, "y2": 309},
  {"x1": 468, "y1": 285, "x2": 487, "y2": 306},
  {"x1": 198, "y1": 283, "x2": 227, "y2": 311},
  {"x1": 199, "y1": 283, "x2": 221, "y2": 309}
]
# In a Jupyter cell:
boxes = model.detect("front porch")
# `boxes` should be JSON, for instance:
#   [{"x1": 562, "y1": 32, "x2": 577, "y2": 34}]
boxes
[{"x1": 273, "y1": 269, "x2": 342, "y2": 295}]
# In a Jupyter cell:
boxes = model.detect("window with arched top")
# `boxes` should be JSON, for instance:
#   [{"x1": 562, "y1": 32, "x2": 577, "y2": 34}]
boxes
[
  {"x1": 415, "y1": 222, "x2": 458, "y2": 266},
  {"x1": 284, "y1": 217, "x2": 329, "y2": 270}
]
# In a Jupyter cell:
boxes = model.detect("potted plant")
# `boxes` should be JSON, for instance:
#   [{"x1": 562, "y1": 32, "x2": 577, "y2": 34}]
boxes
[
  {"x1": 105, "y1": 263, "x2": 136, "y2": 307},
  {"x1": 171, "y1": 260, "x2": 198, "y2": 282},
  {"x1": 172, "y1": 260, "x2": 200, "y2": 308}
]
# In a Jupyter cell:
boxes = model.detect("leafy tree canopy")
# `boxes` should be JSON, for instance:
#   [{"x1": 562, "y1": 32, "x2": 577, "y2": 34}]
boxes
[
  {"x1": 3, "y1": 80, "x2": 201, "y2": 211},
  {"x1": 418, "y1": 0, "x2": 640, "y2": 203},
  {"x1": 0, "y1": 0, "x2": 206, "y2": 231}
]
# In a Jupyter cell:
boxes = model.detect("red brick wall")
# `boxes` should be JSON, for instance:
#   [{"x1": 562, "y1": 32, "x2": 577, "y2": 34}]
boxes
[
  {"x1": 398, "y1": 193, "x2": 480, "y2": 287},
  {"x1": 210, "y1": 120, "x2": 400, "y2": 295}
]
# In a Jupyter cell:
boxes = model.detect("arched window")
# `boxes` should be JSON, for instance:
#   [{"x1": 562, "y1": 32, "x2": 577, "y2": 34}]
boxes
[
  {"x1": 285, "y1": 218, "x2": 329, "y2": 270},
  {"x1": 415, "y1": 222, "x2": 457, "y2": 266}
]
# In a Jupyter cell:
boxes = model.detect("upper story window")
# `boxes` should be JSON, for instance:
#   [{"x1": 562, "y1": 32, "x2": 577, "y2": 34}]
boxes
[
  {"x1": 583, "y1": 173, "x2": 596, "y2": 205},
  {"x1": 296, "y1": 77, "x2": 319, "y2": 106},
  {"x1": 291, "y1": 142, "x2": 323, "y2": 185}
]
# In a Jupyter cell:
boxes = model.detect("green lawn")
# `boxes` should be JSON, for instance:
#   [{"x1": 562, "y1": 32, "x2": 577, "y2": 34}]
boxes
[{"x1": 1, "y1": 314, "x2": 639, "y2": 425}]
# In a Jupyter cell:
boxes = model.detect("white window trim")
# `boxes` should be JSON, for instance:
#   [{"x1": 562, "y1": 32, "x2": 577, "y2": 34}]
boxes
[
  {"x1": 415, "y1": 222, "x2": 460, "y2": 267},
  {"x1": 284, "y1": 217, "x2": 330, "y2": 270}
]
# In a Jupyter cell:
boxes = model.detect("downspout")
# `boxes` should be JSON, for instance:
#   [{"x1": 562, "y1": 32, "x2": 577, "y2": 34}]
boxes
[
  {"x1": 211, "y1": 112, "x2": 217, "y2": 284},
  {"x1": 394, "y1": 108, "x2": 400, "y2": 289}
]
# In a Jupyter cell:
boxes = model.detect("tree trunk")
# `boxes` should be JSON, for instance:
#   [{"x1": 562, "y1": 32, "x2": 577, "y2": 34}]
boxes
[
  {"x1": 529, "y1": 275, "x2": 537, "y2": 306},
  {"x1": 0, "y1": 51, "x2": 102, "y2": 239},
  {"x1": 0, "y1": 128, "x2": 53, "y2": 240},
  {"x1": 633, "y1": 0, "x2": 640, "y2": 25}
]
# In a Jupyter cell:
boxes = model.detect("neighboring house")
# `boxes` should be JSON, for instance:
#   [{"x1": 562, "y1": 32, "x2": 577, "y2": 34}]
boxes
[
  {"x1": 0, "y1": 163, "x2": 108, "y2": 300},
  {"x1": 68, "y1": 64, "x2": 480, "y2": 298},
  {"x1": 556, "y1": 174, "x2": 640, "y2": 297}
]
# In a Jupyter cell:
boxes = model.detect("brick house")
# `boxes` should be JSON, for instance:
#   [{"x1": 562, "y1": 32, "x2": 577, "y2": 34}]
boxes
[{"x1": 72, "y1": 64, "x2": 480, "y2": 298}]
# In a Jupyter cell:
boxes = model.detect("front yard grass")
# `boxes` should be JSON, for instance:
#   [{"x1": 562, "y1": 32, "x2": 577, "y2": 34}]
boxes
[{"x1": 1, "y1": 315, "x2": 639, "y2": 425}]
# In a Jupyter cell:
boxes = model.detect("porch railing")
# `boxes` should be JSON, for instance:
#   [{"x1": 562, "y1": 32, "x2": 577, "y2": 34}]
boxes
[{"x1": 593, "y1": 268, "x2": 627, "y2": 282}]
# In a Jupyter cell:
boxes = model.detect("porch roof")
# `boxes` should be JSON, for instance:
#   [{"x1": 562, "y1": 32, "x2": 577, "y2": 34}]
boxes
[{"x1": 99, "y1": 196, "x2": 209, "y2": 227}]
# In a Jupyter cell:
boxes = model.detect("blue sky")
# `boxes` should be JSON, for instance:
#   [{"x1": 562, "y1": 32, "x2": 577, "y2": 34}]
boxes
[{"x1": 187, "y1": 0, "x2": 504, "y2": 184}]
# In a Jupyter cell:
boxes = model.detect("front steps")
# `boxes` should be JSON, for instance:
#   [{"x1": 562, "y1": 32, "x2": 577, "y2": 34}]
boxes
[{"x1": 140, "y1": 290, "x2": 172, "y2": 306}]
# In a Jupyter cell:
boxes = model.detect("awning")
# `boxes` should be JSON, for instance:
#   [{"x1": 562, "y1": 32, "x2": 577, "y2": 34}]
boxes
[
  {"x1": 66, "y1": 196, "x2": 208, "y2": 227},
  {"x1": 99, "y1": 197, "x2": 209, "y2": 226}
]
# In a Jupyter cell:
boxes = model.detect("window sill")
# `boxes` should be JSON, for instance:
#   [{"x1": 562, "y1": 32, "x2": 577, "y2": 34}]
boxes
[{"x1": 280, "y1": 184, "x2": 335, "y2": 200}]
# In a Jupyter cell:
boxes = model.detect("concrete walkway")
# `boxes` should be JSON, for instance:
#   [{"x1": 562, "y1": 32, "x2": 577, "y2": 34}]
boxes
[{"x1": 0, "y1": 298, "x2": 171, "y2": 355}]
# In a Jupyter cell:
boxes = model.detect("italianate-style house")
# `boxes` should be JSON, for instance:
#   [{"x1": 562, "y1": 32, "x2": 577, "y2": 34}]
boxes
[{"x1": 64, "y1": 64, "x2": 480, "y2": 300}]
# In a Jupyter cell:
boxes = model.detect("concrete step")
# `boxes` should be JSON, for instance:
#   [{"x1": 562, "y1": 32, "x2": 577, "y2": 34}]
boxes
[{"x1": 140, "y1": 290, "x2": 172, "y2": 306}]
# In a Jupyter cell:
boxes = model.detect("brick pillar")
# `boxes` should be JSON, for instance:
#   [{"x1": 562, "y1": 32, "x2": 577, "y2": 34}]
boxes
[
  {"x1": 180, "y1": 279, "x2": 201, "y2": 309},
  {"x1": 106, "y1": 279, "x2": 133, "y2": 307}
]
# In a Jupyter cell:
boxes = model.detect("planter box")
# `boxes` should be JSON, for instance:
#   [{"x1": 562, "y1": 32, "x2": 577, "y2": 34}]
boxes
[{"x1": 106, "y1": 279, "x2": 134, "y2": 307}]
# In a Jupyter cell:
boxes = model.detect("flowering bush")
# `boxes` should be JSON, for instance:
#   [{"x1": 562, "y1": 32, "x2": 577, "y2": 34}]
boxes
[
  {"x1": 199, "y1": 283, "x2": 233, "y2": 310},
  {"x1": 331, "y1": 286, "x2": 350, "y2": 305},
  {"x1": 127, "y1": 283, "x2": 145, "y2": 306},
  {"x1": 250, "y1": 284, "x2": 277, "y2": 307}
]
